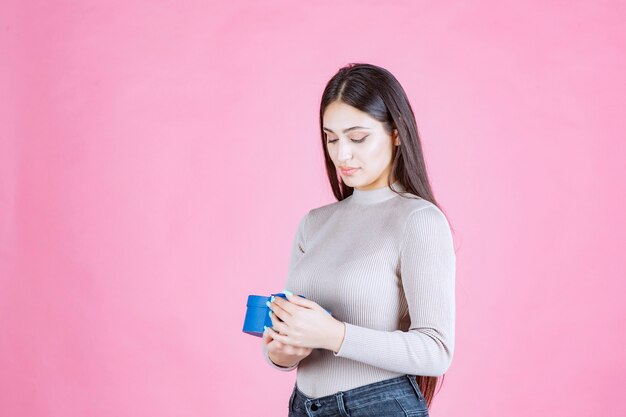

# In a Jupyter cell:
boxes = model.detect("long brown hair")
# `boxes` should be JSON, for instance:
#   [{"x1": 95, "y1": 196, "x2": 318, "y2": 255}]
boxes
[{"x1": 318, "y1": 63, "x2": 457, "y2": 408}]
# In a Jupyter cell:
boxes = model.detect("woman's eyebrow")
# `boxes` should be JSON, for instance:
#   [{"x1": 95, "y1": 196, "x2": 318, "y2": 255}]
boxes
[{"x1": 323, "y1": 126, "x2": 371, "y2": 133}]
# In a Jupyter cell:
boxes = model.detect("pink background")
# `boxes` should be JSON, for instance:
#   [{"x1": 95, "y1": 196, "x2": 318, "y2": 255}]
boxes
[{"x1": 1, "y1": 1, "x2": 625, "y2": 416}]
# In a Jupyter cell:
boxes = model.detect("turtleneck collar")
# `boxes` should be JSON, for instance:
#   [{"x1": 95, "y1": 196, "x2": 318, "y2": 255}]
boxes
[{"x1": 349, "y1": 180, "x2": 405, "y2": 205}]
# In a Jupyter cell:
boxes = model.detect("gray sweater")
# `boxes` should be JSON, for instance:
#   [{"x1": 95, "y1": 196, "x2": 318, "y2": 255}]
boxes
[{"x1": 262, "y1": 181, "x2": 456, "y2": 398}]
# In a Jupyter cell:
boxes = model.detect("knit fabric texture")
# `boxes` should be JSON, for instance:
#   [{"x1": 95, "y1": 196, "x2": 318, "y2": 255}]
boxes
[{"x1": 262, "y1": 181, "x2": 456, "y2": 398}]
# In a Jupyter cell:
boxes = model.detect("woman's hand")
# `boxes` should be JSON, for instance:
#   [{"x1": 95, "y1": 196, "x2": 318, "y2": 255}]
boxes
[
  {"x1": 264, "y1": 293, "x2": 346, "y2": 352},
  {"x1": 262, "y1": 329, "x2": 312, "y2": 368}
]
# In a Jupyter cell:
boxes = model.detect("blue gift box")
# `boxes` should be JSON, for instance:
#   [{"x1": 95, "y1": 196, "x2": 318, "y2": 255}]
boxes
[{"x1": 242, "y1": 293, "x2": 333, "y2": 337}]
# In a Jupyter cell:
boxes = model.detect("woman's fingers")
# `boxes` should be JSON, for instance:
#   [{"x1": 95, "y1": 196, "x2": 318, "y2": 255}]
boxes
[
  {"x1": 264, "y1": 325, "x2": 289, "y2": 345},
  {"x1": 268, "y1": 298, "x2": 293, "y2": 325},
  {"x1": 270, "y1": 310, "x2": 292, "y2": 336}
]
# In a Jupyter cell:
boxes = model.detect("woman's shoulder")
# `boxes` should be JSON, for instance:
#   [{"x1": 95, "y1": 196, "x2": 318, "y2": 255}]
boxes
[
  {"x1": 301, "y1": 192, "x2": 450, "y2": 233},
  {"x1": 304, "y1": 192, "x2": 443, "y2": 219},
  {"x1": 392, "y1": 193, "x2": 451, "y2": 229},
  {"x1": 305, "y1": 199, "x2": 343, "y2": 222},
  {"x1": 391, "y1": 191, "x2": 435, "y2": 212}
]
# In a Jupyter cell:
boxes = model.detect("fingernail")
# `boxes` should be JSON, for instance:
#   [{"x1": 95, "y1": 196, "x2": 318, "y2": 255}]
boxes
[
  {"x1": 268, "y1": 310, "x2": 273, "y2": 318},
  {"x1": 270, "y1": 295, "x2": 275, "y2": 302},
  {"x1": 282, "y1": 289, "x2": 293, "y2": 296},
  {"x1": 263, "y1": 325, "x2": 268, "y2": 332},
  {"x1": 266, "y1": 301, "x2": 271, "y2": 308}
]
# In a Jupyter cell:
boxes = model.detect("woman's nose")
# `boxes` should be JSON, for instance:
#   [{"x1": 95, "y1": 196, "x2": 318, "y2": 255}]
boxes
[{"x1": 337, "y1": 142, "x2": 352, "y2": 161}]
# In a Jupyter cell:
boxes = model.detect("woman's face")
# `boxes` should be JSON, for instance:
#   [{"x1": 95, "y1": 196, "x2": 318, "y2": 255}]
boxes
[{"x1": 323, "y1": 100, "x2": 399, "y2": 191}]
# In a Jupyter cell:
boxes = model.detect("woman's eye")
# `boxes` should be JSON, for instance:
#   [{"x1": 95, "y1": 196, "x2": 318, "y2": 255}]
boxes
[{"x1": 326, "y1": 136, "x2": 368, "y2": 144}]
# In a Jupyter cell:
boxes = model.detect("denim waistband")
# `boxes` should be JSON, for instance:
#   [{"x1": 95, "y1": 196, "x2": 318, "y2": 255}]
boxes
[{"x1": 291, "y1": 374, "x2": 425, "y2": 416}]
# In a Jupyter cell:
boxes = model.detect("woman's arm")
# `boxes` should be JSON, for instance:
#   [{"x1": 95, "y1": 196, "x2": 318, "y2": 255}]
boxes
[
  {"x1": 332, "y1": 206, "x2": 456, "y2": 376},
  {"x1": 261, "y1": 211, "x2": 310, "y2": 372}
]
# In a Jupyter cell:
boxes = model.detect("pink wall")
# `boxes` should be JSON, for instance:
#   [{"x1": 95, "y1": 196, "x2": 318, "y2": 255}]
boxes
[{"x1": 1, "y1": 1, "x2": 624, "y2": 416}]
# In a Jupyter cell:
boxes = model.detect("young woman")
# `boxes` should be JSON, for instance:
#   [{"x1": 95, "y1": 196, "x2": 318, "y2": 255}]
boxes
[{"x1": 261, "y1": 63, "x2": 456, "y2": 417}]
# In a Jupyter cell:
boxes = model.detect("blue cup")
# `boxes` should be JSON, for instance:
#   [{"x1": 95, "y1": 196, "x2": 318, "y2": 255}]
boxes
[{"x1": 242, "y1": 292, "x2": 332, "y2": 337}]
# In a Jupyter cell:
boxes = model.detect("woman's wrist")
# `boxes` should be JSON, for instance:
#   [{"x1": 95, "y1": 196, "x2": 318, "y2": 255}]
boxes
[
  {"x1": 268, "y1": 351, "x2": 298, "y2": 368},
  {"x1": 326, "y1": 320, "x2": 346, "y2": 353}
]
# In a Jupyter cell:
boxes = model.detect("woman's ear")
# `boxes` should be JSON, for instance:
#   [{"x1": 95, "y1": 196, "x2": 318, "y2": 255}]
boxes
[{"x1": 393, "y1": 129, "x2": 400, "y2": 146}]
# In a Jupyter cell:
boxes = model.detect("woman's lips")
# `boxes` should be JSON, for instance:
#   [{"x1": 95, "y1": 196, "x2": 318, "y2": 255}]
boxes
[{"x1": 340, "y1": 167, "x2": 359, "y2": 175}]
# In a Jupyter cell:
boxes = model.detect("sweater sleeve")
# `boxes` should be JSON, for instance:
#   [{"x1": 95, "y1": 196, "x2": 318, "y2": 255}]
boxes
[
  {"x1": 332, "y1": 205, "x2": 456, "y2": 376},
  {"x1": 261, "y1": 211, "x2": 309, "y2": 372}
]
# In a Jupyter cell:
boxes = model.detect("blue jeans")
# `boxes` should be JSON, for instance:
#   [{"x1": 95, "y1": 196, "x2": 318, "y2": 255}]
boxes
[{"x1": 288, "y1": 374, "x2": 429, "y2": 417}]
